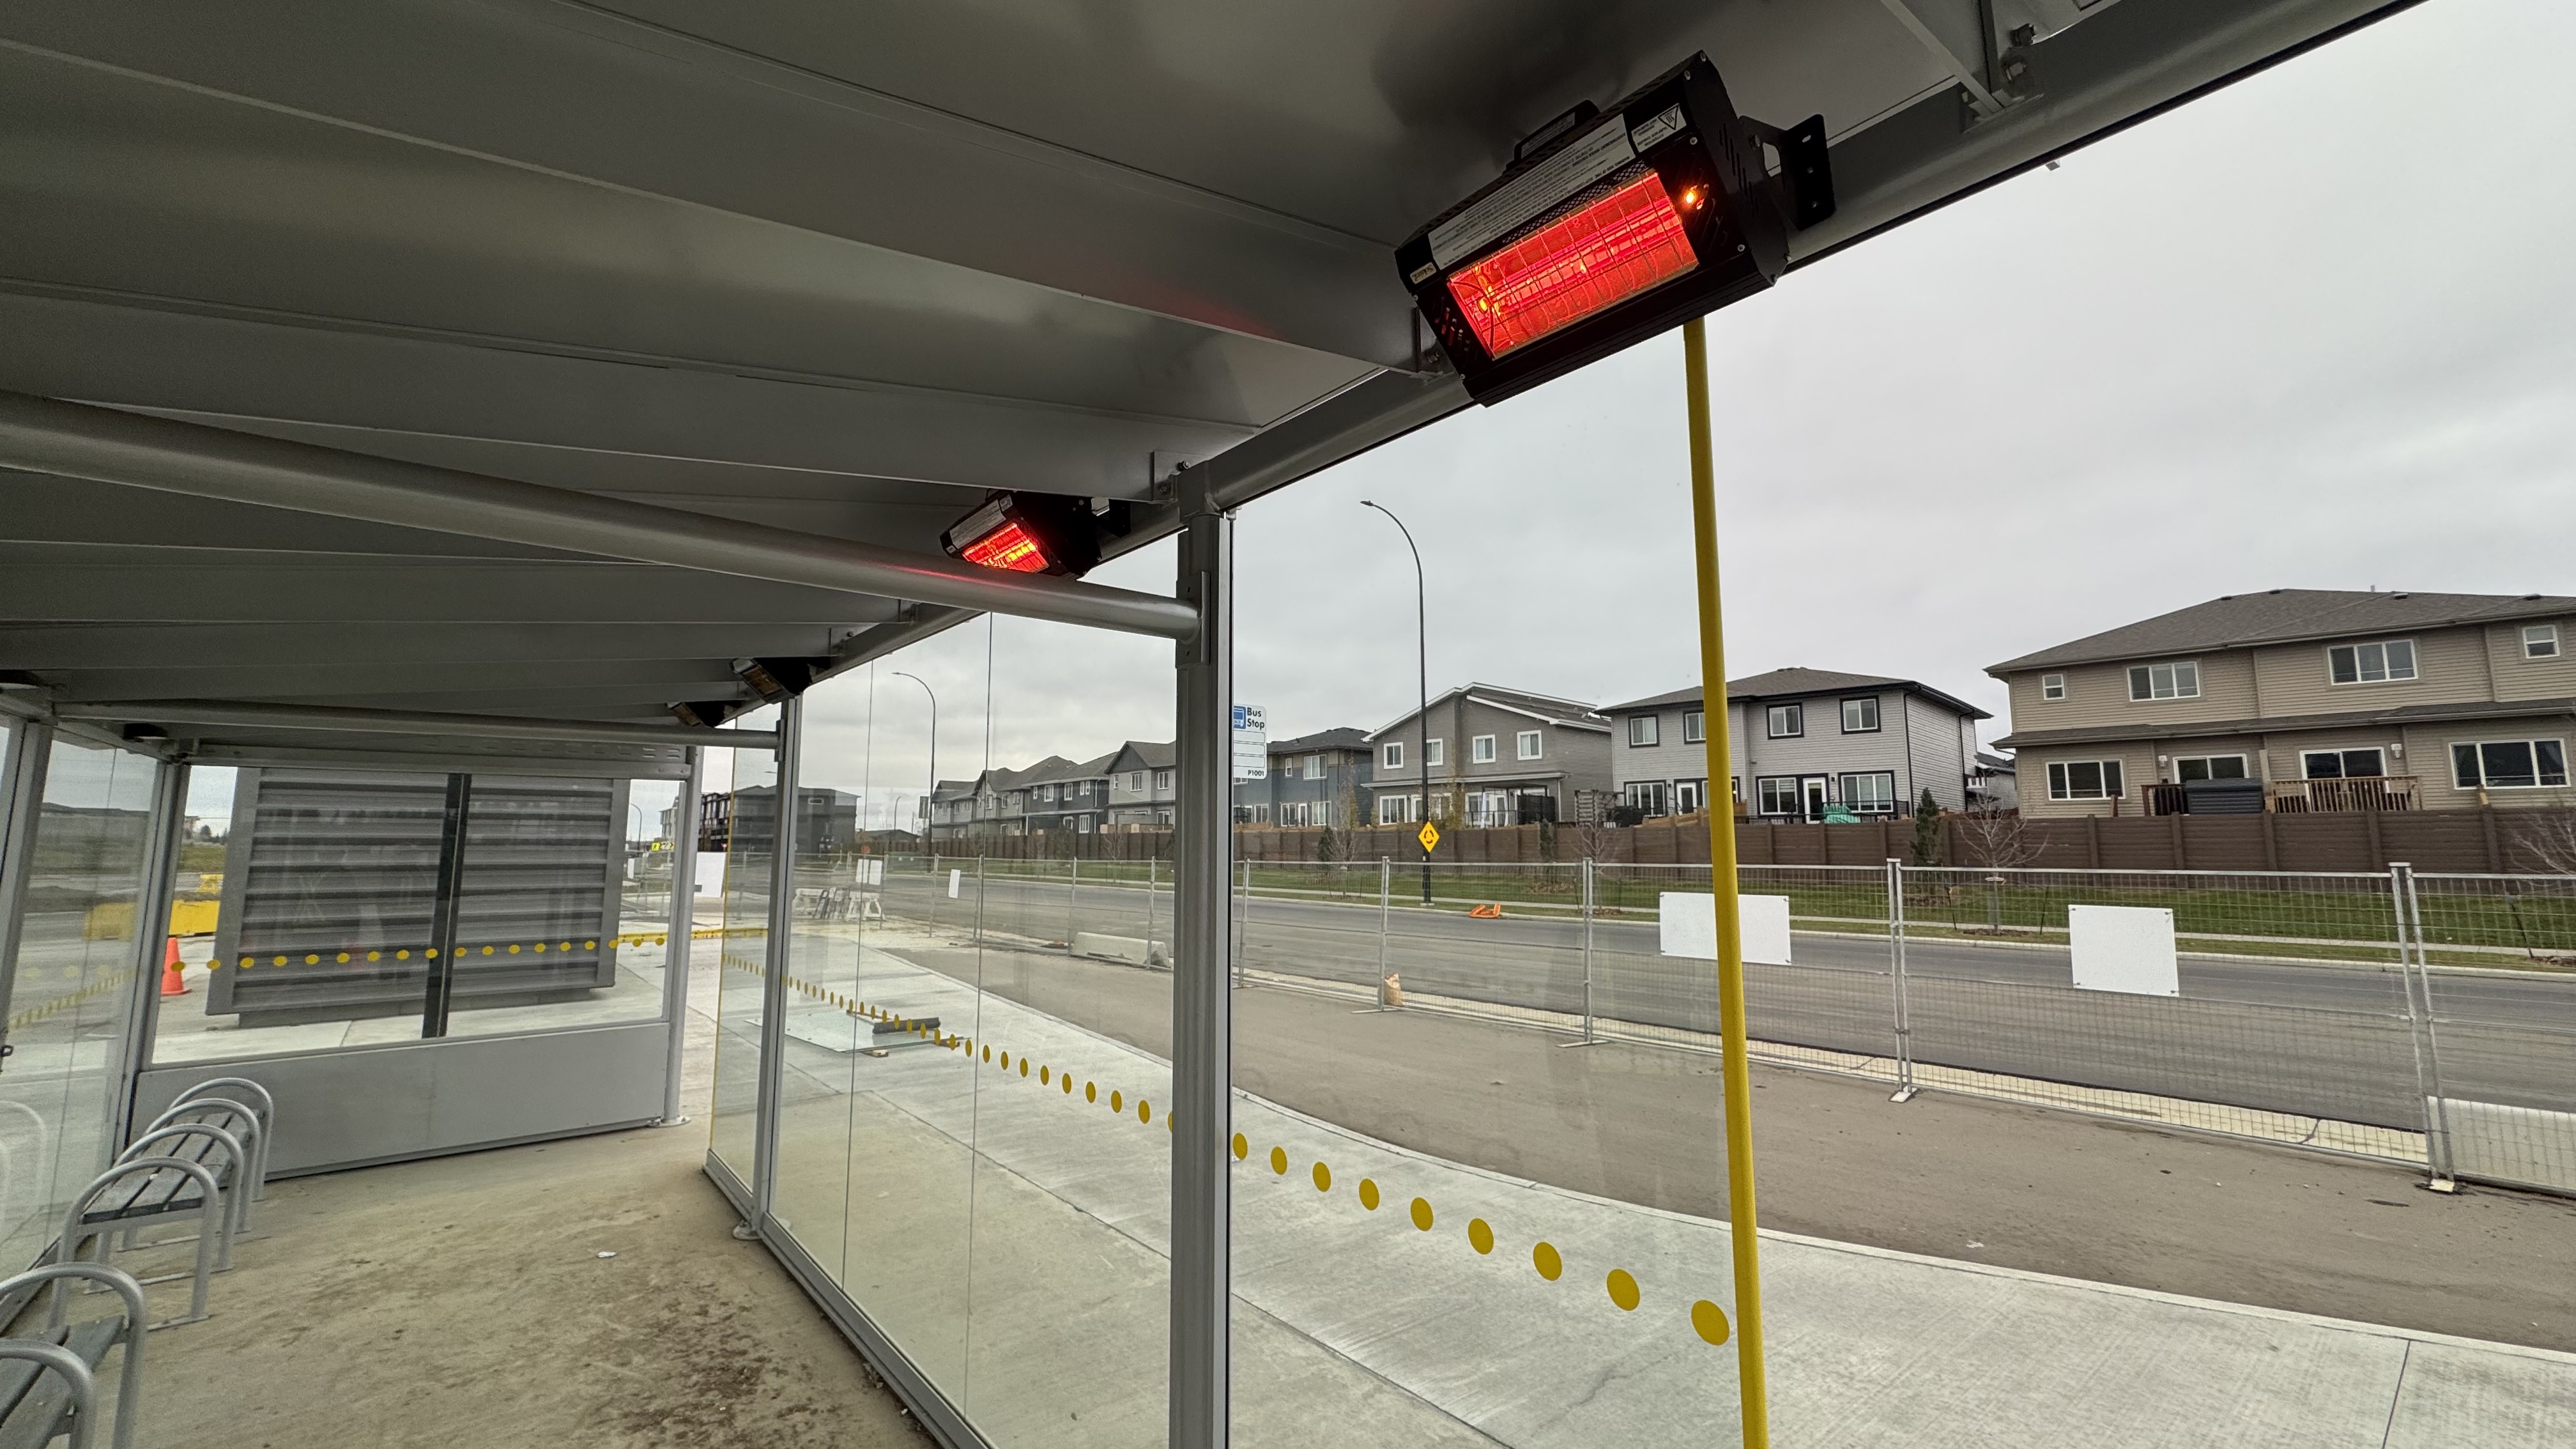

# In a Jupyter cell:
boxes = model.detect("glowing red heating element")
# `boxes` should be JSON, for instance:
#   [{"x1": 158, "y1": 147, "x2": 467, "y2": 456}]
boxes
[
  {"x1": 958, "y1": 518, "x2": 1052, "y2": 572},
  {"x1": 1445, "y1": 170, "x2": 1698, "y2": 359}
]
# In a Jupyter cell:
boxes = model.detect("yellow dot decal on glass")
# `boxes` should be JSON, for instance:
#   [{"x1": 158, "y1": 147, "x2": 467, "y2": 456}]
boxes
[
  {"x1": 585, "y1": 940, "x2": 597, "y2": 949},
  {"x1": 367, "y1": 951, "x2": 381, "y2": 962},
  {"x1": 999, "y1": 1052, "x2": 1010, "y2": 1069},
  {"x1": 1137, "y1": 1098, "x2": 1149, "y2": 1122},
  {"x1": 1359, "y1": 1179, "x2": 1381, "y2": 1211},
  {"x1": 1110, "y1": 1090, "x2": 1123, "y2": 1113},
  {"x1": 1312, "y1": 1162, "x2": 1332, "y2": 1192},
  {"x1": 1167, "y1": 1114, "x2": 1174, "y2": 1133},
  {"x1": 1268, "y1": 1146, "x2": 1288, "y2": 1176},
  {"x1": 1087, "y1": 1082, "x2": 1098, "y2": 1103},
  {"x1": 1410, "y1": 1197, "x2": 1434, "y2": 1232},
  {"x1": 335, "y1": 953, "x2": 350, "y2": 963},
  {"x1": 427, "y1": 948, "x2": 439, "y2": 959},
  {"x1": 561, "y1": 941, "x2": 573, "y2": 951},
  {"x1": 1039, "y1": 1066, "x2": 1050, "y2": 1085},
  {"x1": 508, "y1": 944, "x2": 521, "y2": 954},
  {"x1": 1468, "y1": 1218, "x2": 1495, "y2": 1255},
  {"x1": 1231, "y1": 1133, "x2": 1248, "y2": 1160},
  {"x1": 1061, "y1": 1076, "x2": 1073, "y2": 1095},
  {"x1": 1533, "y1": 1242, "x2": 1563, "y2": 1282},
  {"x1": 982, "y1": 1046, "x2": 992, "y2": 1063},
  {"x1": 1690, "y1": 1300, "x2": 1731, "y2": 1346},
  {"x1": 533, "y1": 942, "x2": 546, "y2": 953},
  {"x1": 238, "y1": 957, "x2": 252, "y2": 969},
  {"x1": 1606, "y1": 1269, "x2": 1641, "y2": 1312},
  {"x1": 304, "y1": 954, "x2": 319, "y2": 965},
  {"x1": 397, "y1": 949, "x2": 411, "y2": 960},
  {"x1": 1020, "y1": 1059, "x2": 1031, "y2": 1078},
  {"x1": 481, "y1": 946, "x2": 494, "y2": 956}
]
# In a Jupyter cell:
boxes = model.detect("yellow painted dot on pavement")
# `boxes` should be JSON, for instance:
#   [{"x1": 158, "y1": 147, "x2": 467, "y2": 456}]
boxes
[
  {"x1": 983, "y1": 1046, "x2": 992, "y2": 1063},
  {"x1": 1358, "y1": 1179, "x2": 1381, "y2": 1211},
  {"x1": 1533, "y1": 1242, "x2": 1563, "y2": 1282},
  {"x1": 1061, "y1": 1076, "x2": 1073, "y2": 1095},
  {"x1": 1268, "y1": 1146, "x2": 1287, "y2": 1176},
  {"x1": 1468, "y1": 1218, "x2": 1495, "y2": 1255},
  {"x1": 1020, "y1": 1059, "x2": 1031, "y2": 1078},
  {"x1": 999, "y1": 1052, "x2": 1010, "y2": 1069},
  {"x1": 1690, "y1": 1300, "x2": 1730, "y2": 1346},
  {"x1": 1312, "y1": 1162, "x2": 1332, "y2": 1192},
  {"x1": 1606, "y1": 1269, "x2": 1640, "y2": 1312},
  {"x1": 1086, "y1": 1082, "x2": 1098, "y2": 1103},
  {"x1": 1231, "y1": 1133, "x2": 1248, "y2": 1161},
  {"x1": 1410, "y1": 1197, "x2": 1434, "y2": 1232}
]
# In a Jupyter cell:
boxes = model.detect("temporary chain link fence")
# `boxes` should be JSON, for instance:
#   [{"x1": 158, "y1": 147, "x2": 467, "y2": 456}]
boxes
[{"x1": 839, "y1": 851, "x2": 2575, "y2": 1198}]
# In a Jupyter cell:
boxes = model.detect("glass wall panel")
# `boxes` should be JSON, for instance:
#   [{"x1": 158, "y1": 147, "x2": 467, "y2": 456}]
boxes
[
  {"x1": 707, "y1": 709, "x2": 779, "y2": 1185},
  {"x1": 764, "y1": 610, "x2": 1176, "y2": 1445},
  {"x1": 0, "y1": 737, "x2": 161, "y2": 1271},
  {"x1": 152, "y1": 766, "x2": 678, "y2": 1064}
]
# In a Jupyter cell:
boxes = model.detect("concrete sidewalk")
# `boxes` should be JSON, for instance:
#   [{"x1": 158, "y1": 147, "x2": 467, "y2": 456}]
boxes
[{"x1": 767, "y1": 942, "x2": 2576, "y2": 1448}]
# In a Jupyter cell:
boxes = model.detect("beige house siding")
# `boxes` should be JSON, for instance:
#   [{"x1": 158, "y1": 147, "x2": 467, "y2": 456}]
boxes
[
  {"x1": 2408, "y1": 716, "x2": 2576, "y2": 811},
  {"x1": 2250, "y1": 626, "x2": 2492, "y2": 717},
  {"x1": 2005, "y1": 652, "x2": 2258, "y2": 733},
  {"x1": 2017, "y1": 743, "x2": 2158, "y2": 820},
  {"x1": 2487, "y1": 616, "x2": 2576, "y2": 701},
  {"x1": 2143, "y1": 733, "x2": 2267, "y2": 784}
]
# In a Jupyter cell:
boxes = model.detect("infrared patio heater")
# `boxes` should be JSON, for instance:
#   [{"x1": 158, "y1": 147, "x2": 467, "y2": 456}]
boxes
[
  {"x1": 1399, "y1": 54, "x2": 1836, "y2": 404},
  {"x1": 941, "y1": 489, "x2": 1128, "y2": 577}
]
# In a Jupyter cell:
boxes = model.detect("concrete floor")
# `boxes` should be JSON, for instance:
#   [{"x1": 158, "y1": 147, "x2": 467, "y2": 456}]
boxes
[{"x1": 67, "y1": 958, "x2": 930, "y2": 1449}]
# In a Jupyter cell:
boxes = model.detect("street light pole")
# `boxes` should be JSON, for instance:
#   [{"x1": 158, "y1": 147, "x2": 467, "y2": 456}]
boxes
[
  {"x1": 1361, "y1": 500, "x2": 1434, "y2": 905},
  {"x1": 893, "y1": 671, "x2": 937, "y2": 856}
]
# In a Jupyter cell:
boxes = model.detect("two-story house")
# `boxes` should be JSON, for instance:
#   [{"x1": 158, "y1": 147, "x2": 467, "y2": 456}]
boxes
[
  {"x1": 1236, "y1": 728, "x2": 1374, "y2": 826},
  {"x1": 1107, "y1": 741, "x2": 1178, "y2": 827},
  {"x1": 1989, "y1": 589, "x2": 2576, "y2": 818},
  {"x1": 1018, "y1": 752, "x2": 1116, "y2": 834},
  {"x1": 1362, "y1": 685, "x2": 1612, "y2": 827},
  {"x1": 1605, "y1": 668, "x2": 1990, "y2": 822}
]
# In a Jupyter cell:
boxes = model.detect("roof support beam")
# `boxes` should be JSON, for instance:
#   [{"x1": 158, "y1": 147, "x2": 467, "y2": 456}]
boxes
[
  {"x1": 0, "y1": 392, "x2": 1200, "y2": 642},
  {"x1": 52, "y1": 699, "x2": 779, "y2": 750}
]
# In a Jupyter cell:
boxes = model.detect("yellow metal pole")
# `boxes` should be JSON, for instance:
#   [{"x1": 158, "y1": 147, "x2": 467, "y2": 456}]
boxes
[{"x1": 1683, "y1": 315, "x2": 1769, "y2": 1448}]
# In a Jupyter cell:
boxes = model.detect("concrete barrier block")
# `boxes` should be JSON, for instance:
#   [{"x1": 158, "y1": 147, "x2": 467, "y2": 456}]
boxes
[{"x1": 1074, "y1": 932, "x2": 1167, "y2": 969}]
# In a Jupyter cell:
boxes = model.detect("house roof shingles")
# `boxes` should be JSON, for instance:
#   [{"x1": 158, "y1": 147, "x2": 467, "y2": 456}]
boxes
[
  {"x1": 1604, "y1": 668, "x2": 1989, "y2": 721},
  {"x1": 1988, "y1": 589, "x2": 2576, "y2": 675}
]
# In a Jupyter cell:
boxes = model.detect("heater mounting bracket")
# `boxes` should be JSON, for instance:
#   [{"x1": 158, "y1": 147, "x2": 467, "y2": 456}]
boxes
[{"x1": 1742, "y1": 114, "x2": 1837, "y2": 231}]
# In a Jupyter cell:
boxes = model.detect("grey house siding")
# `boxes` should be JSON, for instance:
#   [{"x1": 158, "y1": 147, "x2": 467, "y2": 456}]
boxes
[
  {"x1": 1609, "y1": 674, "x2": 1989, "y2": 818},
  {"x1": 1364, "y1": 687, "x2": 1614, "y2": 823},
  {"x1": 1738, "y1": 691, "x2": 1915, "y2": 811}
]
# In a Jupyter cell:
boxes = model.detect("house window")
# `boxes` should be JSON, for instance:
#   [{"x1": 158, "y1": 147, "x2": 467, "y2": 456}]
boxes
[
  {"x1": 2526, "y1": 624, "x2": 2560, "y2": 659},
  {"x1": 2328, "y1": 639, "x2": 2417, "y2": 685},
  {"x1": 1154, "y1": 770, "x2": 1173, "y2": 792},
  {"x1": 1303, "y1": 755, "x2": 1324, "y2": 780},
  {"x1": 1629, "y1": 716, "x2": 1659, "y2": 747},
  {"x1": 1376, "y1": 795, "x2": 1414, "y2": 824},
  {"x1": 1624, "y1": 781, "x2": 1668, "y2": 816},
  {"x1": 1383, "y1": 742, "x2": 1403, "y2": 770},
  {"x1": 1754, "y1": 777, "x2": 1800, "y2": 816},
  {"x1": 2041, "y1": 673, "x2": 2066, "y2": 701},
  {"x1": 2451, "y1": 740, "x2": 2568, "y2": 790},
  {"x1": 2301, "y1": 749, "x2": 2383, "y2": 779},
  {"x1": 1425, "y1": 739, "x2": 1446, "y2": 768},
  {"x1": 1766, "y1": 703, "x2": 1804, "y2": 739},
  {"x1": 2127, "y1": 662, "x2": 2200, "y2": 701},
  {"x1": 1077, "y1": 816, "x2": 1093, "y2": 833},
  {"x1": 1517, "y1": 730, "x2": 1542, "y2": 760},
  {"x1": 1676, "y1": 779, "x2": 1705, "y2": 814},
  {"x1": 1841, "y1": 772, "x2": 1897, "y2": 813},
  {"x1": 1841, "y1": 697, "x2": 1881, "y2": 733},
  {"x1": 1683, "y1": 710, "x2": 1705, "y2": 744},
  {"x1": 1472, "y1": 734, "x2": 1496, "y2": 763},
  {"x1": 1129, "y1": 771, "x2": 1145, "y2": 792},
  {"x1": 2047, "y1": 760, "x2": 2126, "y2": 800},
  {"x1": 2175, "y1": 755, "x2": 2251, "y2": 781}
]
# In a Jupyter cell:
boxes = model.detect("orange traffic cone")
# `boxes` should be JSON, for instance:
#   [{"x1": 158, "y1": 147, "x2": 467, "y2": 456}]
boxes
[{"x1": 160, "y1": 937, "x2": 190, "y2": 997}]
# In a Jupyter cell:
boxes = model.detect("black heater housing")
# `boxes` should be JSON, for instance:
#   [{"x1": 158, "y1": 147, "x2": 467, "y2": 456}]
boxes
[{"x1": 1397, "y1": 54, "x2": 1832, "y2": 405}]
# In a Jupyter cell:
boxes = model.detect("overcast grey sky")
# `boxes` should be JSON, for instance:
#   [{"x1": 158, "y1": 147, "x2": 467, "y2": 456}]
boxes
[{"x1": 199, "y1": 0, "x2": 2576, "y2": 832}]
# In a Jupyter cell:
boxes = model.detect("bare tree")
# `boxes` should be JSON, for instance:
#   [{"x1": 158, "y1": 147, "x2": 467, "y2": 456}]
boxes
[
  {"x1": 2508, "y1": 809, "x2": 2576, "y2": 876},
  {"x1": 1956, "y1": 805, "x2": 2045, "y2": 871}
]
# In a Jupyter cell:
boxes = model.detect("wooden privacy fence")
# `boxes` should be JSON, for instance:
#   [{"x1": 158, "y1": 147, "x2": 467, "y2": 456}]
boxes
[{"x1": 930, "y1": 809, "x2": 2576, "y2": 874}]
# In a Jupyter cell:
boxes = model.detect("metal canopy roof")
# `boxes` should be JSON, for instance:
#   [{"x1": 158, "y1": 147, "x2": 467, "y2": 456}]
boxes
[{"x1": 0, "y1": 0, "x2": 2413, "y2": 758}]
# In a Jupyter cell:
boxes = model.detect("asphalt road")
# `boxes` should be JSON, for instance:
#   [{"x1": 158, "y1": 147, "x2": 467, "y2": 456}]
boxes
[{"x1": 871, "y1": 871, "x2": 2576, "y2": 1128}]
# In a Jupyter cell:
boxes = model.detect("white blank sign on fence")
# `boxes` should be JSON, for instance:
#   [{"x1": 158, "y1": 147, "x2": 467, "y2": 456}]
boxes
[
  {"x1": 2069, "y1": 905, "x2": 2179, "y2": 996},
  {"x1": 693, "y1": 854, "x2": 725, "y2": 898},
  {"x1": 1659, "y1": 893, "x2": 1791, "y2": 966}
]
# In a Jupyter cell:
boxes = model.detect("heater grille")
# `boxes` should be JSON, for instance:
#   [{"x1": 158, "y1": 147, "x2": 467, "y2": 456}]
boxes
[
  {"x1": 958, "y1": 518, "x2": 1052, "y2": 572},
  {"x1": 1444, "y1": 166, "x2": 1696, "y2": 360}
]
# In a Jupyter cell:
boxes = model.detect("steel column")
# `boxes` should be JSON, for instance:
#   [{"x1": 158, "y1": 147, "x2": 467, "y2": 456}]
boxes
[
  {"x1": 751, "y1": 696, "x2": 805, "y2": 1227},
  {"x1": 0, "y1": 720, "x2": 56, "y2": 1057},
  {"x1": 420, "y1": 774, "x2": 472, "y2": 1038},
  {"x1": 659, "y1": 748, "x2": 704, "y2": 1126},
  {"x1": 1168, "y1": 470, "x2": 1234, "y2": 1449},
  {"x1": 115, "y1": 760, "x2": 187, "y2": 1142}
]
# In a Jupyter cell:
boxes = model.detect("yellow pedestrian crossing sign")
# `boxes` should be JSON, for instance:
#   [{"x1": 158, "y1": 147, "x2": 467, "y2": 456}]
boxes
[{"x1": 1416, "y1": 821, "x2": 1439, "y2": 854}]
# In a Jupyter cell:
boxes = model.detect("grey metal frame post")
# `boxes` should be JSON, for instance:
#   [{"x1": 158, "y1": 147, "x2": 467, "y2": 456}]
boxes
[
  {"x1": 1376, "y1": 857, "x2": 1390, "y2": 981},
  {"x1": 116, "y1": 760, "x2": 186, "y2": 1141},
  {"x1": 1068, "y1": 855, "x2": 1080, "y2": 949},
  {"x1": 659, "y1": 747, "x2": 703, "y2": 1126},
  {"x1": 2390, "y1": 862, "x2": 2457, "y2": 1188},
  {"x1": 0, "y1": 718, "x2": 57, "y2": 1048},
  {"x1": 1887, "y1": 859, "x2": 1919, "y2": 1103},
  {"x1": 749, "y1": 696, "x2": 805, "y2": 1230},
  {"x1": 1168, "y1": 470, "x2": 1234, "y2": 1449}
]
